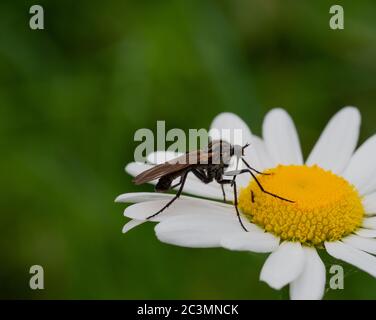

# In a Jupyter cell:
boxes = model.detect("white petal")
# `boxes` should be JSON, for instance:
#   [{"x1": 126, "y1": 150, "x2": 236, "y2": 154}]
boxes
[
  {"x1": 362, "y1": 217, "x2": 376, "y2": 229},
  {"x1": 125, "y1": 162, "x2": 153, "y2": 178},
  {"x1": 122, "y1": 219, "x2": 145, "y2": 233},
  {"x1": 355, "y1": 228, "x2": 376, "y2": 238},
  {"x1": 209, "y1": 112, "x2": 253, "y2": 146},
  {"x1": 124, "y1": 198, "x2": 234, "y2": 221},
  {"x1": 125, "y1": 162, "x2": 228, "y2": 200},
  {"x1": 116, "y1": 192, "x2": 232, "y2": 209},
  {"x1": 343, "y1": 234, "x2": 376, "y2": 254},
  {"x1": 262, "y1": 108, "x2": 303, "y2": 166},
  {"x1": 363, "y1": 192, "x2": 376, "y2": 215},
  {"x1": 306, "y1": 107, "x2": 361, "y2": 174},
  {"x1": 154, "y1": 213, "x2": 245, "y2": 248},
  {"x1": 325, "y1": 241, "x2": 376, "y2": 278},
  {"x1": 343, "y1": 134, "x2": 376, "y2": 195},
  {"x1": 115, "y1": 192, "x2": 183, "y2": 203},
  {"x1": 260, "y1": 241, "x2": 305, "y2": 290},
  {"x1": 290, "y1": 247, "x2": 326, "y2": 300},
  {"x1": 361, "y1": 180, "x2": 376, "y2": 197},
  {"x1": 220, "y1": 231, "x2": 280, "y2": 253}
]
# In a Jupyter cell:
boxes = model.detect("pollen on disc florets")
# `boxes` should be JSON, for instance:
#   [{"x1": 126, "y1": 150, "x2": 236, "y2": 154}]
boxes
[{"x1": 238, "y1": 165, "x2": 365, "y2": 246}]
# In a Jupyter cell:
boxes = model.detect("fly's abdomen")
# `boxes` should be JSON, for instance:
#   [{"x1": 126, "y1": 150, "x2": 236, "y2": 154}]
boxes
[{"x1": 155, "y1": 176, "x2": 173, "y2": 192}]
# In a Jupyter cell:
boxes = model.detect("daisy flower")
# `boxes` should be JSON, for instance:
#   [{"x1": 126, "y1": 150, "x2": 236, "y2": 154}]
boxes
[{"x1": 116, "y1": 107, "x2": 376, "y2": 300}]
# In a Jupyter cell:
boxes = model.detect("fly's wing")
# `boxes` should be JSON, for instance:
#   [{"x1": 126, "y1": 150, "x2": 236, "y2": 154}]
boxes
[{"x1": 133, "y1": 150, "x2": 211, "y2": 185}]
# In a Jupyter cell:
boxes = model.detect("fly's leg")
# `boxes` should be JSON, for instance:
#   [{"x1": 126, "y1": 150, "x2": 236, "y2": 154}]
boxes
[
  {"x1": 232, "y1": 180, "x2": 248, "y2": 231},
  {"x1": 146, "y1": 172, "x2": 188, "y2": 219},
  {"x1": 220, "y1": 184, "x2": 227, "y2": 203},
  {"x1": 192, "y1": 168, "x2": 213, "y2": 183},
  {"x1": 217, "y1": 178, "x2": 248, "y2": 232},
  {"x1": 241, "y1": 158, "x2": 271, "y2": 175},
  {"x1": 170, "y1": 176, "x2": 183, "y2": 189},
  {"x1": 193, "y1": 168, "x2": 227, "y2": 203},
  {"x1": 230, "y1": 168, "x2": 294, "y2": 203}
]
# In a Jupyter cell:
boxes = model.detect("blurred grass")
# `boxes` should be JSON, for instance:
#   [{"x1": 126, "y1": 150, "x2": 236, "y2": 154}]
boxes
[{"x1": 1, "y1": 0, "x2": 376, "y2": 299}]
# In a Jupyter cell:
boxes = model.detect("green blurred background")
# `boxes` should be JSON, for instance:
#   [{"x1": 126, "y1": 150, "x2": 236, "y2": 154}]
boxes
[{"x1": 1, "y1": 0, "x2": 376, "y2": 299}]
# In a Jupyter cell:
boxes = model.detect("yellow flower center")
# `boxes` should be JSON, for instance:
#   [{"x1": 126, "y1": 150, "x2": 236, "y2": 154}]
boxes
[{"x1": 238, "y1": 165, "x2": 365, "y2": 246}]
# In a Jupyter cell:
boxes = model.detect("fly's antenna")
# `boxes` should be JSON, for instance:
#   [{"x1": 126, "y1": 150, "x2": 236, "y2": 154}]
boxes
[{"x1": 242, "y1": 143, "x2": 250, "y2": 152}]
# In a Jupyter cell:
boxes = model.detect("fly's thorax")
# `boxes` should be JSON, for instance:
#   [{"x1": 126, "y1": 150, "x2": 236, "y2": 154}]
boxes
[{"x1": 205, "y1": 140, "x2": 233, "y2": 165}]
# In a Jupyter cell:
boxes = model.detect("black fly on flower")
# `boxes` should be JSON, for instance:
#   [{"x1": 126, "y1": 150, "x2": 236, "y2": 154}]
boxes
[{"x1": 132, "y1": 139, "x2": 292, "y2": 231}]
